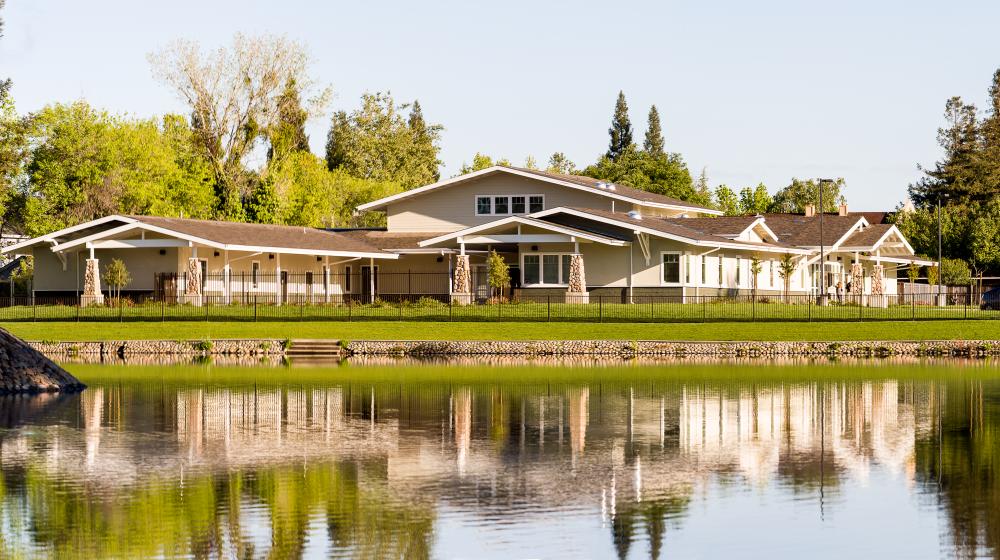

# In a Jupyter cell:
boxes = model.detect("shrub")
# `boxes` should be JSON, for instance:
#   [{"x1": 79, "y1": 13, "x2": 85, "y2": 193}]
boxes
[
  {"x1": 195, "y1": 340, "x2": 214, "y2": 352},
  {"x1": 413, "y1": 296, "x2": 446, "y2": 308}
]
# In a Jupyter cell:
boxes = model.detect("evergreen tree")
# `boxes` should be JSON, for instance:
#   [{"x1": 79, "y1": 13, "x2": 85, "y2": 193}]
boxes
[
  {"x1": 606, "y1": 91, "x2": 633, "y2": 161},
  {"x1": 714, "y1": 185, "x2": 739, "y2": 216},
  {"x1": 738, "y1": 183, "x2": 772, "y2": 214},
  {"x1": 693, "y1": 168, "x2": 711, "y2": 203},
  {"x1": 909, "y1": 97, "x2": 981, "y2": 206},
  {"x1": 643, "y1": 105, "x2": 665, "y2": 156},
  {"x1": 977, "y1": 69, "x2": 1000, "y2": 196},
  {"x1": 407, "y1": 100, "x2": 441, "y2": 183}
]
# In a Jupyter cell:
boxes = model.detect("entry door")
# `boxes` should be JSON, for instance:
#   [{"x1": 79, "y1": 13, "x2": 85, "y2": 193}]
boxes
[
  {"x1": 361, "y1": 266, "x2": 378, "y2": 300},
  {"x1": 473, "y1": 264, "x2": 489, "y2": 300}
]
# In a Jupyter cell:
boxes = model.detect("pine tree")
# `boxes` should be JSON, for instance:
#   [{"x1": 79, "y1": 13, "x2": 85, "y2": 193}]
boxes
[
  {"x1": 606, "y1": 91, "x2": 633, "y2": 161},
  {"x1": 643, "y1": 105, "x2": 665, "y2": 156},
  {"x1": 909, "y1": 97, "x2": 981, "y2": 206},
  {"x1": 978, "y1": 69, "x2": 1000, "y2": 195},
  {"x1": 407, "y1": 99, "x2": 441, "y2": 183}
]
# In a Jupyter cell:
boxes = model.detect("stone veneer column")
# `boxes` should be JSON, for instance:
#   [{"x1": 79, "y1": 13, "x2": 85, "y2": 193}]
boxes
[
  {"x1": 82, "y1": 259, "x2": 103, "y2": 306},
  {"x1": 184, "y1": 257, "x2": 202, "y2": 306},
  {"x1": 849, "y1": 262, "x2": 864, "y2": 305},
  {"x1": 452, "y1": 254, "x2": 471, "y2": 304},
  {"x1": 870, "y1": 263, "x2": 886, "y2": 308},
  {"x1": 566, "y1": 253, "x2": 589, "y2": 303}
]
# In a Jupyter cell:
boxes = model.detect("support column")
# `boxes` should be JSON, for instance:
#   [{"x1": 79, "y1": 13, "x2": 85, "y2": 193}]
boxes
[
  {"x1": 452, "y1": 253, "x2": 472, "y2": 305},
  {"x1": 82, "y1": 255, "x2": 103, "y2": 306},
  {"x1": 871, "y1": 263, "x2": 886, "y2": 308},
  {"x1": 368, "y1": 257, "x2": 375, "y2": 304},
  {"x1": 275, "y1": 253, "x2": 282, "y2": 306},
  {"x1": 323, "y1": 256, "x2": 330, "y2": 304},
  {"x1": 184, "y1": 255, "x2": 202, "y2": 306},
  {"x1": 566, "y1": 252, "x2": 589, "y2": 304}
]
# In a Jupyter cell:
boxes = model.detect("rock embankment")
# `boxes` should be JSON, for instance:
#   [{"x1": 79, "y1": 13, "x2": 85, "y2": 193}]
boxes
[
  {"x1": 29, "y1": 339, "x2": 287, "y2": 358},
  {"x1": 346, "y1": 339, "x2": 1000, "y2": 358},
  {"x1": 0, "y1": 328, "x2": 85, "y2": 395}
]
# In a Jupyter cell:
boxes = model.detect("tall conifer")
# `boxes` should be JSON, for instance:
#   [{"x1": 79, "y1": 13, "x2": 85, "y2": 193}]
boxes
[
  {"x1": 643, "y1": 105, "x2": 665, "y2": 156},
  {"x1": 606, "y1": 91, "x2": 633, "y2": 161}
]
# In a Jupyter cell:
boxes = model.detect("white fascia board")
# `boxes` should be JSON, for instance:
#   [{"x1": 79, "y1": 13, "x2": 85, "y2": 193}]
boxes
[
  {"x1": 223, "y1": 245, "x2": 398, "y2": 259},
  {"x1": 748, "y1": 219, "x2": 780, "y2": 242},
  {"x1": 417, "y1": 215, "x2": 622, "y2": 247},
  {"x1": 356, "y1": 166, "x2": 721, "y2": 215},
  {"x1": 1, "y1": 215, "x2": 138, "y2": 255},
  {"x1": 836, "y1": 226, "x2": 915, "y2": 255},
  {"x1": 533, "y1": 207, "x2": 809, "y2": 254},
  {"x1": 50, "y1": 222, "x2": 145, "y2": 252}
]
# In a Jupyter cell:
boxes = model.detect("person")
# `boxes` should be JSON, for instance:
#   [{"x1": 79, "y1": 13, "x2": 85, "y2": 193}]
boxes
[{"x1": 836, "y1": 280, "x2": 844, "y2": 304}]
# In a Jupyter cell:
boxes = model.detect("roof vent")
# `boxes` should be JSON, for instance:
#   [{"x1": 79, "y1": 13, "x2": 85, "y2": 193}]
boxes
[
  {"x1": 607, "y1": 184, "x2": 616, "y2": 191},
  {"x1": 627, "y1": 210, "x2": 642, "y2": 220},
  {"x1": 596, "y1": 182, "x2": 607, "y2": 189}
]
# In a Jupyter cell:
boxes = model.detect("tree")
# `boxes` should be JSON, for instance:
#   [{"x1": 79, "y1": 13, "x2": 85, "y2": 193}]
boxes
[
  {"x1": 777, "y1": 254, "x2": 796, "y2": 302},
  {"x1": 606, "y1": 91, "x2": 633, "y2": 161},
  {"x1": 941, "y1": 257, "x2": 971, "y2": 286},
  {"x1": 102, "y1": 258, "x2": 131, "y2": 302},
  {"x1": 523, "y1": 155, "x2": 538, "y2": 170},
  {"x1": 267, "y1": 79, "x2": 310, "y2": 164},
  {"x1": 909, "y1": 97, "x2": 982, "y2": 206},
  {"x1": 693, "y1": 168, "x2": 711, "y2": 205},
  {"x1": 458, "y1": 153, "x2": 495, "y2": 175},
  {"x1": 739, "y1": 183, "x2": 772, "y2": 215},
  {"x1": 714, "y1": 185, "x2": 739, "y2": 216},
  {"x1": 749, "y1": 255, "x2": 762, "y2": 300},
  {"x1": 582, "y1": 150, "x2": 702, "y2": 204},
  {"x1": 926, "y1": 264, "x2": 939, "y2": 287},
  {"x1": 907, "y1": 262, "x2": 921, "y2": 285},
  {"x1": 9, "y1": 255, "x2": 32, "y2": 296},
  {"x1": 0, "y1": 77, "x2": 28, "y2": 235},
  {"x1": 769, "y1": 178, "x2": 845, "y2": 214},
  {"x1": 326, "y1": 92, "x2": 442, "y2": 190},
  {"x1": 486, "y1": 249, "x2": 510, "y2": 301},
  {"x1": 546, "y1": 152, "x2": 576, "y2": 175},
  {"x1": 643, "y1": 105, "x2": 665, "y2": 156},
  {"x1": 149, "y1": 33, "x2": 329, "y2": 220}
]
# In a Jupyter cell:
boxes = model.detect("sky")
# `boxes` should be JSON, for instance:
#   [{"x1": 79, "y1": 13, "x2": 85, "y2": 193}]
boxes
[{"x1": 2, "y1": 0, "x2": 999, "y2": 210}]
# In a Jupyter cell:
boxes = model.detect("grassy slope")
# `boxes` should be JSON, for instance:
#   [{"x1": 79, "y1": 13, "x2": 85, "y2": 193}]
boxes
[{"x1": 3, "y1": 319, "x2": 998, "y2": 342}]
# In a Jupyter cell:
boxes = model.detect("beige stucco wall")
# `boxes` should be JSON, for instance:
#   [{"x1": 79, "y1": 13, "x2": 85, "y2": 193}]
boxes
[
  {"x1": 33, "y1": 246, "x2": 179, "y2": 292},
  {"x1": 386, "y1": 174, "x2": 647, "y2": 232}
]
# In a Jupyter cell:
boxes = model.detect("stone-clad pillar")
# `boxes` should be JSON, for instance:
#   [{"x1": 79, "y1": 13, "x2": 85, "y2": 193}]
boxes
[
  {"x1": 82, "y1": 258, "x2": 103, "y2": 306},
  {"x1": 566, "y1": 253, "x2": 589, "y2": 303},
  {"x1": 452, "y1": 254, "x2": 471, "y2": 304},
  {"x1": 185, "y1": 257, "x2": 202, "y2": 306},
  {"x1": 870, "y1": 263, "x2": 886, "y2": 308}
]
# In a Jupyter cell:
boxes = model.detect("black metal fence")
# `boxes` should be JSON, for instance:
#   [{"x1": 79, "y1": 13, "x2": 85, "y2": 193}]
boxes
[{"x1": 0, "y1": 292, "x2": 996, "y2": 323}]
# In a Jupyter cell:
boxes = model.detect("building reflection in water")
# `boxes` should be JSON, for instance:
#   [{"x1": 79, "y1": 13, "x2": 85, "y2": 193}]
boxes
[{"x1": 0, "y1": 370, "x2": 998, "y2": 559}]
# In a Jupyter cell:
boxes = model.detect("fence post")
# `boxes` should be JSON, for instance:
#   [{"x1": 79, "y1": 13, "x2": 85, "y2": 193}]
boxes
[
  {"x1": 119, "y1": 296, "x2": 123, "y2": 323},
  {"x1": 912, "y1": 294, "x2": 915, "y2": 321},
  {"x1": 547, "y1": 295, "x2": 551, "y2": 322},
  {"x1": 161, "y1": 296, "x2": 165, "y2": 322},
  {"x1": 32, "y1": 296, "x2": 36, "y2": 323},
  {"x1": 301, "y1": 301, "x2": 305, "y2": 322},
  {"x1": 599, "y1": 295, "x2": 603, "y2": 323},
  {"x1": 449, "y1": 298, "x2": 453, "y2": 322},
  {"x1": 808, "y1": 295, "x2": 812, "y2": 322},
  {"x1": 702, "y1": 296, "x2": 707, "y2": 323},
  {"x1": 254, "y1": 296, "x2": 258, "y2": 322},
  {"x1": 77, "y1": 295, "x2": 81, "y2": 322},
  {"x1": 348, "y1": 297, "x2": 352, "y2": 322},
  {"x1": 859, "y1": 298, "x2": 863, "y2": 322}
]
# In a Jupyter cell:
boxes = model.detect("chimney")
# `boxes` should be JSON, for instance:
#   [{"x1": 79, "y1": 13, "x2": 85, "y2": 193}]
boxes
[
  {"x1": 804, "y1": 205, "x2": 815, "y2": 217},
  {"x1": 838, "y1": 202, "x2": 849, "y2": 216}
]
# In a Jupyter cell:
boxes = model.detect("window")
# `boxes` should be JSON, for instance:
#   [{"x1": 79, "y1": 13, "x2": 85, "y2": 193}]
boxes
[
  {"x1": 662, "y1": 253, "x2": 681, "y2": 284},
  {"x1": 521, "y1": 253, "x2": 572, "y2": 286},
  {"x1": 523, "y1": 255, "x2": 540, "y2": 284},
  {"x1": 251, "y1": 261, "x2": 260, "y2": 288},
  {"x1": 475, "y1": 194, "x2": 543, "y2": 215},
  {"x1": 685, "y1": 255, "x2": 691, "y2": 284},
  {"x1": 476, "y1": 196, "x2": 492, "y2": 215},
  {"x1": 736, "y1": 257, "x2": 742, "y2": 287},
  {"x1": 701, "y1": 256, "x2": 707, "y2": 286},
  {"x1": 718, "y1": 255, "x2": 725, "y2": 286},
  {"x1": 770, "y1": 261, "x2": 776, "y2": 288},
  {"x1": 345, "y1": 265, "x2": 352, "y2": 292}
]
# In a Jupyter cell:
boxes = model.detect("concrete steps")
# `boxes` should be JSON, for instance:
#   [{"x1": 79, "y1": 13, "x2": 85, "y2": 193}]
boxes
[{"x1": 285, "y1": 339, "x2": 343, "y2": 357}]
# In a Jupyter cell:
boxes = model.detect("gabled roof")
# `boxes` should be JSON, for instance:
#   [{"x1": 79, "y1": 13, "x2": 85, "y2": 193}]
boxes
[
  {"x1": 533, "y1": 207, "x2": 810, "y2": 254},
  {"x1": 760, "y1": 214, "x2": 867, "y2": 248},
  {"x1": 417, "y1": 215, "x2": 628, "y2": 248},
  {"x1": 3, "y1": 215, "x2": 397, "y2": 259},
  {"x1": 839, "y1": 223, "x2": 915, "y2": 253},
  {"x1": 355, "y1": 165, "x2": 722, "y2": 215}
]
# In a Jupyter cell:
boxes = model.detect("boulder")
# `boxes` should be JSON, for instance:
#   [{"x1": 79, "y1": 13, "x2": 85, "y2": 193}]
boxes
[{"x1": 0, "y1": 328, "x2": 85, "y2": 395}]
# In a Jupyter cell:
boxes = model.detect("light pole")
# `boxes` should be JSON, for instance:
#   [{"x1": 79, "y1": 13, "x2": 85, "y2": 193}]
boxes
[
  {"x1": 817, "y1": 179, "x2": 835, "y2": 306},
  {"x1": 936, "y1": 194, "x2": 948, "y2": 306}
]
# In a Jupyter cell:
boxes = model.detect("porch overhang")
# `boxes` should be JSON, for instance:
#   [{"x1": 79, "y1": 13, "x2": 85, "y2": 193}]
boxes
[{"x1": 417, "y1": 216, "x2": 627, "y2": 248}]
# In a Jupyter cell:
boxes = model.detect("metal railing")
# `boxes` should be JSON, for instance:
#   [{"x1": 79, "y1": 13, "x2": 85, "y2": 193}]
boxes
[{"x1": 0, "y1": 292, "x2": 996, "y2": 323}]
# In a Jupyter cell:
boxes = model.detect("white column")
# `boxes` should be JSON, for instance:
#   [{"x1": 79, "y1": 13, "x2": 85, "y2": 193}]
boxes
[
  {"x1": 368, "y1": 257, "x2": 375, "y2": 303},
  {"x1": 323, "y1": 256, "x2": 330, "y2": 303},
  {"x1": 275, "y1": 253, "x2": 282, "y2": 306}
]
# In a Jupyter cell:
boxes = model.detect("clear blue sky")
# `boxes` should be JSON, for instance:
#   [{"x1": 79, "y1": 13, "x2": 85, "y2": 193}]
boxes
[{"x1": 3, "y1": 0, "x2": 999, "y2": 210}]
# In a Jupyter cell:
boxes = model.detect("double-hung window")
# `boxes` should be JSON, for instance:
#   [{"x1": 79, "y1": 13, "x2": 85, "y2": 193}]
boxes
[
  {"x1": 475, "y1": 194, "x2": 544, "y2": 215},
  {"x1": 529, "y1": 195, "x2": 544, "y2": 213},
  {"x1": 661, "y1": 253, "x2": 681, "y2": 285},
  {"x1": 493, "y1": 196, "x2": 509, "y2": 214},
  {"x1": 476, "y1": 196, "x2": 492, "y2": 215},
  {"x1": 511, "y1": 196, "x2": 526, "y2": 214},
  {"x1": 522, "y1": 253, "x2": 572, "y2": 286},
  {"x1": 718, "y1": 255, "x2": 725, "y2": 287},
  {"x1": 736, "y1": 257, "x2": 742, "y2": 287}
]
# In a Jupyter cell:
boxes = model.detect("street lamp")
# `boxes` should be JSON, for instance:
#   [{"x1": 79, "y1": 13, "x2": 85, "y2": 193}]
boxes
[
  {"x1": 936, "y1": 193, "x2": 949, "y2": 307},
  {"x1": 817, "y1": 179, "x2": 836, "y2": 306}
]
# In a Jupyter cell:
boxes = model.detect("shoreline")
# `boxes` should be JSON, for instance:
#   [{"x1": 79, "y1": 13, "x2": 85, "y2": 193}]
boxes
[{"x1": 25, "y1": 338, "x2": 1000, "y2": 360}]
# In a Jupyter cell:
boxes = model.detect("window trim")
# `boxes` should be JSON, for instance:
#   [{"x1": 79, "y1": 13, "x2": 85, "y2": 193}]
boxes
[
  {"x1": 660, "y1": 251, "x2": 683, "y2": 286},
  {"x1": 521, "y1": 251, "x2": 572, "y2": 287},
  {"x1": 251, "y1": 260, "x2": 261, "y2": 289},
  {"x1": 474, "y1": 194, "x2": 546, "y2": 216}
]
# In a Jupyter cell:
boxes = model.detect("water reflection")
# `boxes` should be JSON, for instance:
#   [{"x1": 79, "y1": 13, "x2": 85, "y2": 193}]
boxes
[{"x1": 0, "y1": 364, "x2": 998, "y2": 558}]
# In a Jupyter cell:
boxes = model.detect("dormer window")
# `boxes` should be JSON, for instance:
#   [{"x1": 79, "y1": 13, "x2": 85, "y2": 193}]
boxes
[{"x1": 475, "y1": 194, "x2": 545, "y2": 215}]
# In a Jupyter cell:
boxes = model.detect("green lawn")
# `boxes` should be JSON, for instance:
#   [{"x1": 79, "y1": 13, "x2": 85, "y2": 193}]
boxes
[{"x1": 3, "y1": 319, "x2": 998, "y2": 342}]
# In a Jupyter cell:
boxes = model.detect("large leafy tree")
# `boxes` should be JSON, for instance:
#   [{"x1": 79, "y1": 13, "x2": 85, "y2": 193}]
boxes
[
  {"x1": 739, "y1": 183, "x2": 772, "y2": 215},
  {"x1": 267, "y1": 79, "x2": 311, "y2": 164},
  {"x1": 325, "y1": 92, "x2": 442, "y2": 189},
  {"x1": 546, "y1": 152, "x2": 576, "y2": 174},
  {"x1": 713, "y1": 185, "x2": 739, "y2": 216},
  {"x1": 768, "y1": 178, "x2": 845, "y2": 213},
  {"x1": 606, "y1": 91, "x2": 633, "y2": 161},
  {"x1": 582, "y1": 149, "x2": 701, "y2": 204},
  {"x1": 149, "y1": 33, "x2": 329, "y2": 221}
]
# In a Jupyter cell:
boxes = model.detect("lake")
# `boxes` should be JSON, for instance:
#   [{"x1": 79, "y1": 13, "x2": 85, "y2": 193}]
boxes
[{"x1": 1, "y1": 359, "x2": 999, "y2": 559}]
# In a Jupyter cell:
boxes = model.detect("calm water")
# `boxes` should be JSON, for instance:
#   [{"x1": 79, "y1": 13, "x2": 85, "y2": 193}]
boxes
[{"x1": 1, "y1": 359, "x2": 1000, "y2": 559}]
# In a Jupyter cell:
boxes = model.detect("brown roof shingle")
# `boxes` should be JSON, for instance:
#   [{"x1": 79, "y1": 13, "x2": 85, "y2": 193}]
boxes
[
  {"x1": 128, "y1": 216, "x2": 388, "y2": 255},
  {"x1": 336, "y1": 230, "x2": 450, "y2": 250},
  {"x1": 760, "y1": 214, "x2": 864, "y2": 247},
  {"x1": 839, "y1": 223, "x2": 895, "y2": 248}
]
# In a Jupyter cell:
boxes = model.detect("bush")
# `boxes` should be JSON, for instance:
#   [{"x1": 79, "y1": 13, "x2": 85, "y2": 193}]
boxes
[{"x1": 413, "y1": 296, "x2": 446, "y2": 308}]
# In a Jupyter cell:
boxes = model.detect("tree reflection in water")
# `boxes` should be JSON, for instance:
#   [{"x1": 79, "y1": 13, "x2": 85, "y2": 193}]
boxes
[{"x1": 0, "y1": 362, "x2": 997, "y2": 559}]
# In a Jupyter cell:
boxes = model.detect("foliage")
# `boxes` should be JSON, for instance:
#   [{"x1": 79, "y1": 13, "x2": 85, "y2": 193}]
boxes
[
  {"x1": 941, "y1": 257, "x2": 971, "y2": 286},
  {"x1": 606, "y1": 91, "x2": 633, "y2": 161},
  {"x1": 769, "y1": 178, "x2": 845, "y2": 214},
  {"x1": 926, "y1": 264, "x2": 939, "y2": 287},
  {"x1": 546, "y1": 152, "x2": 576, "y2": 174},
  {"x1": 149, "y1": 33, "x2": 330, "y2": 221},
  {"x1": 486, "y1": 250, "x2": 510, "y2": 299},
  {"x1": 777, "y1": 254, "x2": 796, "y2": 299},
  {"x1": 266, "y1": 79, "x2": 311, "y2": 164},
  {"x1": 9, "y1": 255, "x2": 32, "y2": 293},
  {"x1": 325, "y1": 92, "x2": 441, "y2": 189},
  {"x1": 892, "y1": 199, "x2": 1000, "y2": 274},
  {"x1": 102, "y1": 258, "x2": 131, "y2": 300},
  {"x1": 739, "y1": 183, "x2": 773, "y2": 215},
  {"x1": 907, "y1": 262, "x2": 921, "y2": 284},
  {"x1": 582, "y1": 149, "x2": 702, "y2": 205},
  {"x1": 749, "y1": 256, "x2": 762, "y2": 295},
  {"x1": 714, "y1": 185, "x2": 739, "y2": 216},
  {"x1": 0, "y1": 78, "x2": 28, "y2": 232},
  {"x1": 459, "y1": 152, "x2": 497, "y2": 175},
  {"x1": 643, "y1": 105, "x2": 664, "y2": 155}
]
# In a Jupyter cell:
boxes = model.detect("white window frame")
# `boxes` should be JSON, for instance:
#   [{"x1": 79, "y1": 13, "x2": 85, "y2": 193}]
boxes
[
  {"x1": 474, "y1": 194, "x2": 545, "y2": 216},
  {"x1": 700, "y1": 255, "x2": 708, "y2": 287},
  {"x1": 521, "y1": 252, "x2": 571, "y2": 286},
  {"x1": 718, "y1": 254, "x2": 725, "y2": 287},
  {"x1": 251, "y1": 260, "x2": 261, "y2": 289},
  {"x1": 660, "y1": 251, "x2": 683, "y2": 286}
]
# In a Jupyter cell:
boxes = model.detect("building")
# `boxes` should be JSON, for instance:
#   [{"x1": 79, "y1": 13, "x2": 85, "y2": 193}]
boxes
[{"x1": 2, "y1": 166, "x2": 931, "y2": 305}]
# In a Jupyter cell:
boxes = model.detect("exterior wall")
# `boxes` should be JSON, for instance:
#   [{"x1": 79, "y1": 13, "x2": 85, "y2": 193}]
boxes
[
  {"x1": 33, "y1": 246, "x2": 179, "y2": 293},
  {"x1": 386, "y1": 174, "x2": 646, "y2": 232}
]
